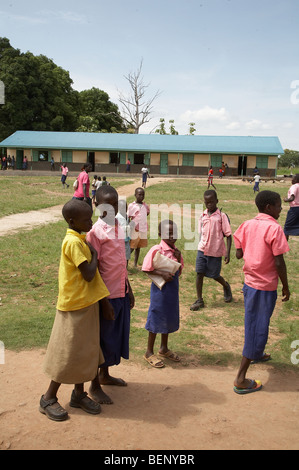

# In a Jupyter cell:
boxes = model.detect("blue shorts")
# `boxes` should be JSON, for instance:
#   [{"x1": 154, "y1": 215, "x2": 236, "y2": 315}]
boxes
[
  {"x1": 195, "y1": 250, "x2": 221, "y2": 279},
  {"x1": 242, "y1": 283, "x2": 277, "y2": 360}
]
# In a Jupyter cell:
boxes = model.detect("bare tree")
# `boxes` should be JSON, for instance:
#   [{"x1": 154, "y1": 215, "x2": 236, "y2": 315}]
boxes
[{"x1": 118, "y1": 60, "x2": 161, "y2": 134}]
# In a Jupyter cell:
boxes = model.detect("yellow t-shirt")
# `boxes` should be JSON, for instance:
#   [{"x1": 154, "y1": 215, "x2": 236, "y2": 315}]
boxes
[{"x1": 56, "y1": 229, "x2": 109, "y2": 311}]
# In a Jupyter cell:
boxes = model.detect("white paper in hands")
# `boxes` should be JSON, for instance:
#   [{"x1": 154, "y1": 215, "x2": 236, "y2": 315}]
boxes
[{"x1": 147, "y1": 251, "x2": 181, "y2": 290}]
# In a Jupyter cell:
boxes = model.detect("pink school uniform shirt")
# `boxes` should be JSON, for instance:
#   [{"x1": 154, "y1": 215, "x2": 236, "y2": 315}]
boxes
[
  {"x1": 287, "y1": 183, "x2": 299, "y2": 207},
  {"x1": 142, "y1": 239, "x2": 184, "y2": 273},
  {"x1": 233, "y1": 213, "x2": 289, "y2": 291},
  {"x1": 86, "y1": 217, "x2": 128, "y2": 299},
  {"x1": 127, "y1": 201, "x2": 150, "y2": 231},
  {"x1": 73, "y1": 171, "x2": 90, "y2": 198},
  {"x1": 61, "y1": 166, "x2": 68, "y2": 176},
  {"x1": 198, "y1": 209, "x2": 231, "y2": 257}
]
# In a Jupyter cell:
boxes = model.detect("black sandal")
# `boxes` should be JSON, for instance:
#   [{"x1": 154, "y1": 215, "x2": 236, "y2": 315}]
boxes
[
  {"x1": 190, "y1": 298, "x2": 204, "y2": 311},
  {"x1": 39, "y1": 395, "x2": 68, "y2": 422},
  {"x1": 70, "y1": 390, "x2": 101, "y2": 415}
]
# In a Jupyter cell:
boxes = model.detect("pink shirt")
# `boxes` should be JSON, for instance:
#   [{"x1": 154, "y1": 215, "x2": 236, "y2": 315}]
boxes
[
  {"x1": 61, "y1": 166, "x2": 68, "y2": 176},
  {"x1": 127, "y1": 201, "x2": 150, "y2": 232},
  {"x1": 233, "y1": 213, "x2": 289, "y2": 291},
  {"x1": 142, "y1": 240, "x2": 184, "y2": 273},
  {"x1": 73, "y1": 171, "x2": 90, "y2": 198},
  {"x1": 198, "y1": 209, "x2": 231, "y2": 257},
  {"x1": 86, "y1": 218, "x2": 128, "y2": 299},
  {"x1": 287, "y1": 183, "x2": 299, "y2": 207}
]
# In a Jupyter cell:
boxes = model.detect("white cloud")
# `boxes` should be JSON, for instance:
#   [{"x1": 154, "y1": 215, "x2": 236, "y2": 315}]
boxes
[
  {"x1": 245, "y1": 119, "x2": 271, "y2": 131},
  {"x1": 180, "y1": 106, "x2": 229, "y2": 123},
  {"x1": 225, "y1": 121, "x2": 241, "y2": 130}
]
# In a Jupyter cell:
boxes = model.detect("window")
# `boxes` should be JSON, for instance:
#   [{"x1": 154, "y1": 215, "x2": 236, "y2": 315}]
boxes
[
  {"x1": 211, "y1": 154, "x2": 222, "y2": 167},
  {"x1": 61, "y1": 150, "x2": 72, "y2": 163},
  {"x1": 182, "y1": 154, "x2": 194, "y2": 166},
  {"x1": 110, "y1": 152, "x2": 119, "y2": 164},
  {"x1": 32, "y1": 150, "x2": 49, "y2": 161},
  {"x1": 256, "y1": 156, "x2": 268, "y2": 169}
]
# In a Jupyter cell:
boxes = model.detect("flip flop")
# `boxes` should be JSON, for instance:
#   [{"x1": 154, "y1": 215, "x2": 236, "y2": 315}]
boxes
[
  {"x1": 158, "y1": 350, "x2": 181, "y2": 362},
  {"x1": 143, "y1": 354, "x2": 165, "y2": 368},
  {"x1": 251, "y1": 354, "x2": 271, "y2": 364},
  {"x1": 234, "y1": 379, "x2": 262, "y2": 395}
]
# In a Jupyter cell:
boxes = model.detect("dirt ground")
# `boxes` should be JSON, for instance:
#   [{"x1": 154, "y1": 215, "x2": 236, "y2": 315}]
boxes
[{"x1": 0, "y1": 176, "x2": 298, "y2": 451}]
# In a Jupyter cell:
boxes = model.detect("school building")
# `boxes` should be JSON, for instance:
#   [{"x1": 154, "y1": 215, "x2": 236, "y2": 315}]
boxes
[{"x1": 0, "y1": 131, "x2": 283, "y2": 176}]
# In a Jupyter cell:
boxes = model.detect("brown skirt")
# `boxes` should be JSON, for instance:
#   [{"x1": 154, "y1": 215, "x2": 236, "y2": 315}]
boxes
[{"x1": 43, "y1": 302, "x2": 104, "y2": 384}]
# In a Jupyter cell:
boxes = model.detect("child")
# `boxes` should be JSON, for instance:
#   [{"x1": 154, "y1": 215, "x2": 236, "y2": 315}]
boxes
[
  {"x1": 233, "y1": 190, "x2": 290, "y2": 394},
  {"x1": 86, "y1": 185, "x2": 135, "y2": 404},
  {"x1": 60, "y1": 163, "x2": 69, "y2": 188},
  {"x1": 207, "y1": 166, "x2": 216, "y2": 189},
  {"x1": 190, "y1": 190, "x2": 232, "y2": 311},
  {"x1": 142, "y1": 220, "x2": 183, "y2": 368},
  {"x1": 91, "y1": 175, "x2": 98, "y2": 203},
  {"x1": 40, "y1": 199, "x2": 110, "y2": 421},
  {"x1": 252, "y1": 172, "x2": 261, "y2": 193},
  {"x1": 283, "y1": 173, "x2": 299, "y2": 241},
  {"x1": 127, "y1": 187, "x2": 150, "y2": 267}
]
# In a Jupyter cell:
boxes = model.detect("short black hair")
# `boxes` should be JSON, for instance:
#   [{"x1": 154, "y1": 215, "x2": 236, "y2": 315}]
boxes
[
  {"x1": 62, "y1": 199, "x2": 91, "y2": 222},
  {"x1": 255, "y1": 190, "x2": 281, "y2": 212},
  {"x1": 204, "y1": 189, "x2": 217, "y2": 199},
  {"x1": 95, "y1": 185, "x2": 118, "y2": 204}
]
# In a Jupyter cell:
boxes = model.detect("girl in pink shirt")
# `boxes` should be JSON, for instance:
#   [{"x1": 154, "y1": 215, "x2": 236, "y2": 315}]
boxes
[
  {"x1": 142, "y1": 220, "x2": 183, "y2": 368},
  {"x1": 73, "y1": 163, "x2": 92, "y2": 208},
  {"x1": 283, "y1": 173, "x2": 299, "y2": 240}
]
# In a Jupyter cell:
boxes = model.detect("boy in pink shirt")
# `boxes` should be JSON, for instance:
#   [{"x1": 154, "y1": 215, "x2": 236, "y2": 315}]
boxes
[
  {"x1": 190, "y1": 190, "x2": 232, "y2": 311},
  {"x1": 233, "y1": 190, "x2": 290, "y2": 395},
  {"x1": 283, "y1": 173, "x2": 299, "y2": 240},
  {"x1": 86, "y1": 185, "x2": 135, "y2": 404}
]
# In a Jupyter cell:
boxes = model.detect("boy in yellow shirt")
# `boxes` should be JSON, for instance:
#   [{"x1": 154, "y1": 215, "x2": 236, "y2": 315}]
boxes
[{"x1": 40, "y1": 199, "x2": 110, "y2": 421}]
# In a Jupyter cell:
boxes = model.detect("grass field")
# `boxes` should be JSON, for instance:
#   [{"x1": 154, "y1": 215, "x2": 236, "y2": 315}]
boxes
[{"x1": 0, "y1": 175, "x2": 298, "y2": 372}]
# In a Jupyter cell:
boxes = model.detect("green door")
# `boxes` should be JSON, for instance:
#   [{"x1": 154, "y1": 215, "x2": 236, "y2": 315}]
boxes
[
  {"x1": 16, "y1": 150, "x2": 23, "y2": 170},
  {"x1": 160, "y1": 153, "x2": 168, "y2": 174}
]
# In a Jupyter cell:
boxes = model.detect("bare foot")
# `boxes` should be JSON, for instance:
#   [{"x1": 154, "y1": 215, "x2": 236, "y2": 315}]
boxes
[
  {"x1": 88, "y1": 386, "x2": 113, "y2": 404},
  {"x1": 99, "y1": 375, "x2": 127, "y2": 387}
]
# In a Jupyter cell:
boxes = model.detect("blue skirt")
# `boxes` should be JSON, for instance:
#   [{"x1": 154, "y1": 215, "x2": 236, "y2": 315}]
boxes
[
  {"x1": 284, "y1": 206, "x2": 299, "y2": 236},
  {"x1": 242, "y1": 283, "x2": 277, "y2": 360},
  {"x1": 99, "y1": 294, "x2": 131, "y2": 367},
  {"x1": 145, "y1": 272, "x2": 180, "y2": 334}
]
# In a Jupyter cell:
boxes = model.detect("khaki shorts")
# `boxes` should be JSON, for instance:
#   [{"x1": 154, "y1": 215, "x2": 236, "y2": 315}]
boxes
[{"x1": 130, "y1": 231, "x2": 148, "y2": 249}]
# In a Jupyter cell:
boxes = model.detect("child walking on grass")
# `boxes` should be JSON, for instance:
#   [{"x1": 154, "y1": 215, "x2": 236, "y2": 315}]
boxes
[
  {"x1": 190, "y1": 190, "x2": 232, "y2": 311},
  {"x1": 86, "y1": 185, "x2": 135, "y2": 404},
  {"x1": 127, "y1": 187, "x2": 150, "y2": 267},
  {"x1": 40, "y1": 199, "x2": 110, "y2": 421},
  {"x1": 233, "y1": 190, "x2": 290, "y2": 395},
  {"x1": 142, "y1": 220, "x2": 183, "y2": 368}
]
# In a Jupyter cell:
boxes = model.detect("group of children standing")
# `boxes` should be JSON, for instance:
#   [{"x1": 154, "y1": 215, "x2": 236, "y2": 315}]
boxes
[{"x1": 40, "y1": 175, "x2": 298, "y2": 421}]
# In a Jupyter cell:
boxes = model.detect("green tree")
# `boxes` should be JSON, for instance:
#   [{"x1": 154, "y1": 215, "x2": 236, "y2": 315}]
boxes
[
  {"x1": 278, "y1": 149, "x2": 299, "y2": 168},
  {"x1": 155, "y1": 118, "x2": 179, "y2": 135},
  {"x1": 77, "y1": 87, "x2": 125, "y2": 133},
  {"x1": 0, "y1": 37, "x2": 79, "y2": 140}
]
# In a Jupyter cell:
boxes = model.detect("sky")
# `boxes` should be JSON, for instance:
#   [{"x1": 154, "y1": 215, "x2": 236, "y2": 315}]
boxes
[{"x1": 1, "y1": 0, "x2": 299, "y2": 150}]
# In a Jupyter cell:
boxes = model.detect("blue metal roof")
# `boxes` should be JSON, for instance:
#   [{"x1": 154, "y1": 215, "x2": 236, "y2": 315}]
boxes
[{"x1": 0, "y1": 131, "x2": 283, "y2": 155}]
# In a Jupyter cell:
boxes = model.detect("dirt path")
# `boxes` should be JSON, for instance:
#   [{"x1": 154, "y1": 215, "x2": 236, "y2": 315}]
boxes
[
  {"x1": 1, "y1": 349, "x2": 298, "y2": 450},
  {"x1": 1, "y1": 176, "x2": 298, "y2": 450}
]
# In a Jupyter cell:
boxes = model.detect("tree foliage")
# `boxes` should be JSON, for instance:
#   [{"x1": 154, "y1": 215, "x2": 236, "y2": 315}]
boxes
[
  {"x1": 0, "y1": 37, "x2": 125, "y2": 141},
  {"x1": 278, "y1": 149, "x2": 299, "y2": 168}
]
